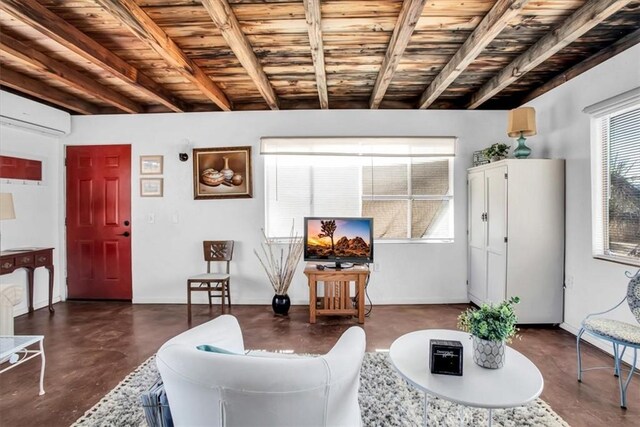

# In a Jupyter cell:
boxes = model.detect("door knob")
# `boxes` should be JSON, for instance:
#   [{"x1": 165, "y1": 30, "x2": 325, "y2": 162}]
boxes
[
  {"x1": 118, "y1": 231, "x2": 130, "y2": 237},
  {"x1": 124, "y1": 220, "x2": 130, "y2": 226}
]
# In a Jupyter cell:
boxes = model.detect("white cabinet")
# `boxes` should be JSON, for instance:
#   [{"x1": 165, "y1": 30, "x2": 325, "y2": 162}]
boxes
[{"x1": 467, "y1": 159, "x2": 565, "y2": 324}]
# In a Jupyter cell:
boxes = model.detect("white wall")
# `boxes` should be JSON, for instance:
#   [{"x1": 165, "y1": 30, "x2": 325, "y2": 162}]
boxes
[
  {"x1": 0, "y1": 114, "x2": 65, "y2": 316},
  {"x1": 525, "y1": 44, "x2": 640, "y2": 363},
  {"x1": 64, "y1": 109, "x2": 507, "y2": 305},
  {"x1": 4, "y1": 43, "x2": 637, "y2": 328}
]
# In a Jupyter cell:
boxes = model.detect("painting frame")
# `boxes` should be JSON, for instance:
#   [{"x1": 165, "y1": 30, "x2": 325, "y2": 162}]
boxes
[
  {"x1": 140, "y1": 178, "x2": 163, "y2": 197},
  {"x1": 193, "y1": 146, "x2": 253, "y2": 200},
  {"x1": 140, "y1": 155, "x2": 164, "y2": 175}
]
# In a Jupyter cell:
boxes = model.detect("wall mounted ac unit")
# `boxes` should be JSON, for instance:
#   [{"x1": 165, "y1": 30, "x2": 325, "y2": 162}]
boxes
[{"x1": 0, "y1": 90, "x2": 71, "y2": 137}]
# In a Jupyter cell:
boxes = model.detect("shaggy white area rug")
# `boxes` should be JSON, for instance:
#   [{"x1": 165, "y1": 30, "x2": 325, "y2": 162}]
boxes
[{"x1": 72, "y1": 352, "x2": 568, "y2": 426}]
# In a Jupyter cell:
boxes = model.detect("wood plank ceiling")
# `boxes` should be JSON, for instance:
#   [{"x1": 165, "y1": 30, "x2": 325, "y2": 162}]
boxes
[{"x1": 0, "y1": 0, "x2": 638, "y2": 114}]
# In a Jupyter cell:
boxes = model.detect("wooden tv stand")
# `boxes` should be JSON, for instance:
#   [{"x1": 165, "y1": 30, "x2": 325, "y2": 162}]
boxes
[{"x1": 303, "y1": 263, "x2": 369, "y2": 324}]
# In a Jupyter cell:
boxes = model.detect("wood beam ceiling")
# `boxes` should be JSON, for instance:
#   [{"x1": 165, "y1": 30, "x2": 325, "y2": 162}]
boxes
[
  {"x1": 94, "y1": 0, "x2": 231, "y2": 111},
  {"x1": 418, "y1": 0, "x2": 530, "y2": 109},
  {"x1": 369, "y1": 0, "x2": 427, "y2": 109},
  {"x1": 0, "y1": 0, "x2": 187, "y2": 113},
  {"x1": 0, "y1": 68, "x2": 100, "y2": 115},
  {"x1": 200, "y1": 0, "x2": 280, "y2": 110},
  {"x1": 467, "y1": 0, "x2": 635, "y2": 109},
  {"x1": 1, "y1": 0, "x2": 634, "y2": 114},
  {"x1": 0, "y1": 34, "x2": 142, "y2": 114},
  {"x1": 520, "y1": 28, "x2": 640, "y2": 105},
  {"x1": 303, "y1": 0, "x2": 328, "y2": 109}
]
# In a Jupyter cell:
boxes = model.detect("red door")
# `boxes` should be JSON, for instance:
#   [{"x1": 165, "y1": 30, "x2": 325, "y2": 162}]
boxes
[{"x1": 66, "y1": 145, "x2": 132, "y2": 300}]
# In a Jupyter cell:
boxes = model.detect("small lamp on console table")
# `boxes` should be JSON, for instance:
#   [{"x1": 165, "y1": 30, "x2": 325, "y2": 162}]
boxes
[
  {"x1": 0, "y1": 193, "x2": 16, "y2": 220},
  {"x1": 507, "y1": 107, "x2": 537, "y2": 159},
  {"x1": 0, "y1": 192, "x2": 16, "y2": 249}
]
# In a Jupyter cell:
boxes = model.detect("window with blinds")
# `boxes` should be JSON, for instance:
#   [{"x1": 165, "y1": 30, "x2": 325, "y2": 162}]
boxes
[
  {"x1": 590, "y1": 100, "x2": 640, "y2": 266},
  {"x1": 262, "y1": 137, "x2": 455, "y2": 241}
]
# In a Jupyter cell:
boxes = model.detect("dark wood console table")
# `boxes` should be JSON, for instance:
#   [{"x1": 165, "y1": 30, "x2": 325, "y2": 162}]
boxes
[
  {"x1": 304, "y1": 263, "x2": 369, "y2": 324},
  {"x1": 0, "y1": 248, "x2": 54, "y2": 313}
]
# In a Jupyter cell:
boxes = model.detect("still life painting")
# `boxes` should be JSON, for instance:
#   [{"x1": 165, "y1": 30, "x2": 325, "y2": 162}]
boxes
[{"x1": 193, "y1": 146, "x2": 252, "y2": 199}]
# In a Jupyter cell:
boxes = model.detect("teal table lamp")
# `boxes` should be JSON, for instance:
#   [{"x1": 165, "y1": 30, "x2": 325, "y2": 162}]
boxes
[{"x1": 507, "y1": 107, "x2": 537, "y2": 159}]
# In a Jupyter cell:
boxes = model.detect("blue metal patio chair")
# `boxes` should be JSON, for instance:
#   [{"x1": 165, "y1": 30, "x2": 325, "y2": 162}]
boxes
[{"x1": 577, "y1": 269, "x2": 640, "y2": 409}]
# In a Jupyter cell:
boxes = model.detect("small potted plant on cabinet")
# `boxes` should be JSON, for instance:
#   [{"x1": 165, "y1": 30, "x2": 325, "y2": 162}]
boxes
[
  {"x1": 457, "y1": 296, "x2": 520, "y2": 369},
  {"x1": 483, "y1": 143, "x2": 510, "y2": 162}
]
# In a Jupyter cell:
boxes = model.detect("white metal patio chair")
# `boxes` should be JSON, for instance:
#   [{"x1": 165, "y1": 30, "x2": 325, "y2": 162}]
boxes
[{"x1": 577, "y1": 269, "x2": 640, "y2": 408}]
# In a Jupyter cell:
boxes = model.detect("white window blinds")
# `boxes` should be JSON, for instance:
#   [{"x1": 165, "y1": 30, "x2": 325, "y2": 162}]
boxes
[
  {"x1": 588, "y1": 90, "x2": 640, "y2": 266},
  {"x1": 265, "y1": 155, "x2": 361, "y2": 238},
  {"x1": 263, "y1": 137, "x2": 456, "y2": 241}
]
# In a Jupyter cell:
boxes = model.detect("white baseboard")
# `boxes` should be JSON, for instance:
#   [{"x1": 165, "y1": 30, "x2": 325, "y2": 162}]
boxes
[
  {"x1": 373, "y1": 297, "x2": 470, "y2": 305},
  {"x1": 13, "y1": 297, "x2": 62, "y2": 317},
  {"x1": 561, "y1": 322, "x2": 639, "y2": 369},
  {"x1": 133, "y1": 296, "x2": 470, "y2": 305}
]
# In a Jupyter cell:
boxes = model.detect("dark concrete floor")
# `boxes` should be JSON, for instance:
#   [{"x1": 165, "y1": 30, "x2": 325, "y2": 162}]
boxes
[{"x1": 0, "y1": 301, "x2": 637, "y2": 426}]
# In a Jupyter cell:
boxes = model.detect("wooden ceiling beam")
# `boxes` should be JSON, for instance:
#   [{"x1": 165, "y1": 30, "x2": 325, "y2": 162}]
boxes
[
  {"x1": 0, "y1": 0, "x2": 187, "y2": 113},
  {"x1": 200, "y1": 0, "x2": 280, "y2": 110},
  {"x1": 519, "y1": 28, "x2": 640, "y2": 105},
  {"x1": 467, "y1": 0, "x2": 634, "y2": 109},
  {"x1": 94, "y1": 0, "x2": 231, "y2": 111},
  {"x1": 0, "y1": 68, "x2": 100, "y2": 115},
  {"x1": 417, "y1": 0, "x2": 530, "y2": 109},
  {"x1": 369, "y1": 0, "x2": 427, "y2": 109},
  {"x1": 303, "y1": 0, "x2": 328, "y2": 109},
  {"x1": 0, "y1": 34, "x2": 143, "y2": 114}
]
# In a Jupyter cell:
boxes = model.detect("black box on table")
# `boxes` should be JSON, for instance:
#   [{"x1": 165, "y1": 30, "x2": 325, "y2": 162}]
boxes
[{"x1": 429, "y1": 339, "x2": 463, "y2": 376}]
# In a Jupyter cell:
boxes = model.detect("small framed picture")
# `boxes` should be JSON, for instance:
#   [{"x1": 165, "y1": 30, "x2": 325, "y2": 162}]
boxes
[
  {"x1": 140, "y1": 155, "x2": 163, "y2": 175},
  {"x1": 140, "y1": 178, "x2": 163, "y2": 197},
  {"x1": 472, "y1": 150, "x2": 489, "y2": 167}
]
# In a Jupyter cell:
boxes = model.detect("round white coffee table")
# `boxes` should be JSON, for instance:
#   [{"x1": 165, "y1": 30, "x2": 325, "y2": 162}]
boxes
[{"x1": 389, "y1": 330, "x2": 543, "y2": 426}]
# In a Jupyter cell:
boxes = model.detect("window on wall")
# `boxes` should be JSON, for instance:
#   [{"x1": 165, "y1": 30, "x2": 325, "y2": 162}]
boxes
[
  {"x1": 588, "y1": 89, "x2": 640, "y2": 266},
  {"x1": 262, "y1": 137, "x2": 455, "y2": 241}
]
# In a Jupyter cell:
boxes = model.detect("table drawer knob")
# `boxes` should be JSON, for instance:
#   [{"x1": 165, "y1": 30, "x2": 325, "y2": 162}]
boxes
[
  {"x1": 21, "y1": 256, "x2": 31, "y2": 263},
  {"x1": 37, "y1": 256, "x2": 47, "y2": 263},
  {"x1": 2, "y1": 261, "x2": 13, "y2": 269}
]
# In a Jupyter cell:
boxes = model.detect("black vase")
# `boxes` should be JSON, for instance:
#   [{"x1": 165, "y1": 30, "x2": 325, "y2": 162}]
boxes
[{"x1": 272, "y1": 294, "x2": 291, "y2": 315}]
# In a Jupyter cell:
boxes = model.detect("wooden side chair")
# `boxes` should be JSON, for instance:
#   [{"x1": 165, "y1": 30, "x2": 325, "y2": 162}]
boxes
[{"x1": 187, "y1": 241, "x2": 234, "y2": 321}]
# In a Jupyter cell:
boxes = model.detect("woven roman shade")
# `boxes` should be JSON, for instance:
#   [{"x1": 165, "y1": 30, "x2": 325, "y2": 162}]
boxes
[{"x1": 260, "y1": 137, "x2": 456, "y2": 157}]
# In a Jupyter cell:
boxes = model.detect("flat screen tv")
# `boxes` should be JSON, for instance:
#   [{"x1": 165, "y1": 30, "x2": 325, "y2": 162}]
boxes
[{"x1": 304, "y1": 217, "x2": 374, "y2": 269}]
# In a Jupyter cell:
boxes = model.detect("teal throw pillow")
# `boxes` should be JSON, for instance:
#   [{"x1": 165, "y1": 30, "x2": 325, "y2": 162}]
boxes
[{"x1": 196, "y1": 344, "x2": 237, "y2": 355}]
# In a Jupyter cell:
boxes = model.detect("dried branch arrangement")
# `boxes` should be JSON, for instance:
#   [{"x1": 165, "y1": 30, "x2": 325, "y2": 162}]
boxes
[{"x1": 254, "y1": 223, "x2": 304, "y2": 296}]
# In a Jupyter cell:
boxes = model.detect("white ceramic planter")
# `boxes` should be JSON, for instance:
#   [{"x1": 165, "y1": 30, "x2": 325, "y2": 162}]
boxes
[{"x1": 472, "y1": 336, "x2": 506, "y2": 369}]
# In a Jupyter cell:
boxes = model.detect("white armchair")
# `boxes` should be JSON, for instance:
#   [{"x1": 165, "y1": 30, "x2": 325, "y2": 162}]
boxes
[
  {"x1": 156, "y1": 315, "x2": 366, "y2": 427},
  {"x1": 0, "y1": 284, "x2": 23, "y2": 335}
]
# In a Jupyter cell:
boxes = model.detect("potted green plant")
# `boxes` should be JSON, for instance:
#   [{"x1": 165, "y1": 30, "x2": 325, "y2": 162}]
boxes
[
  {"x1": 457, "y1": 296, "x2": 520, "y2": 369},
  {"x1": 254, "y1": 223, "x2": 304, "y2": 316},
  {"x1": 483, "y1": 143, "x2": 510, "y2": 162}
]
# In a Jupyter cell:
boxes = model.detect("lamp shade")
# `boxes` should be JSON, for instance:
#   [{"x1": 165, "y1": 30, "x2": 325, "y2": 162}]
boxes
[
  {"x1": 0, "y1": 193, "x2": 16, "y2": 220},
  {"x1": 507, "y1": 107, "x2": 537, "y2": 137}
]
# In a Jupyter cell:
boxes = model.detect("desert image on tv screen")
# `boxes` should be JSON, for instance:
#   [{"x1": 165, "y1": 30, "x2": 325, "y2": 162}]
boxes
[{"x1": 306, "y1": 219, "x2": 371, "y2": 259}]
